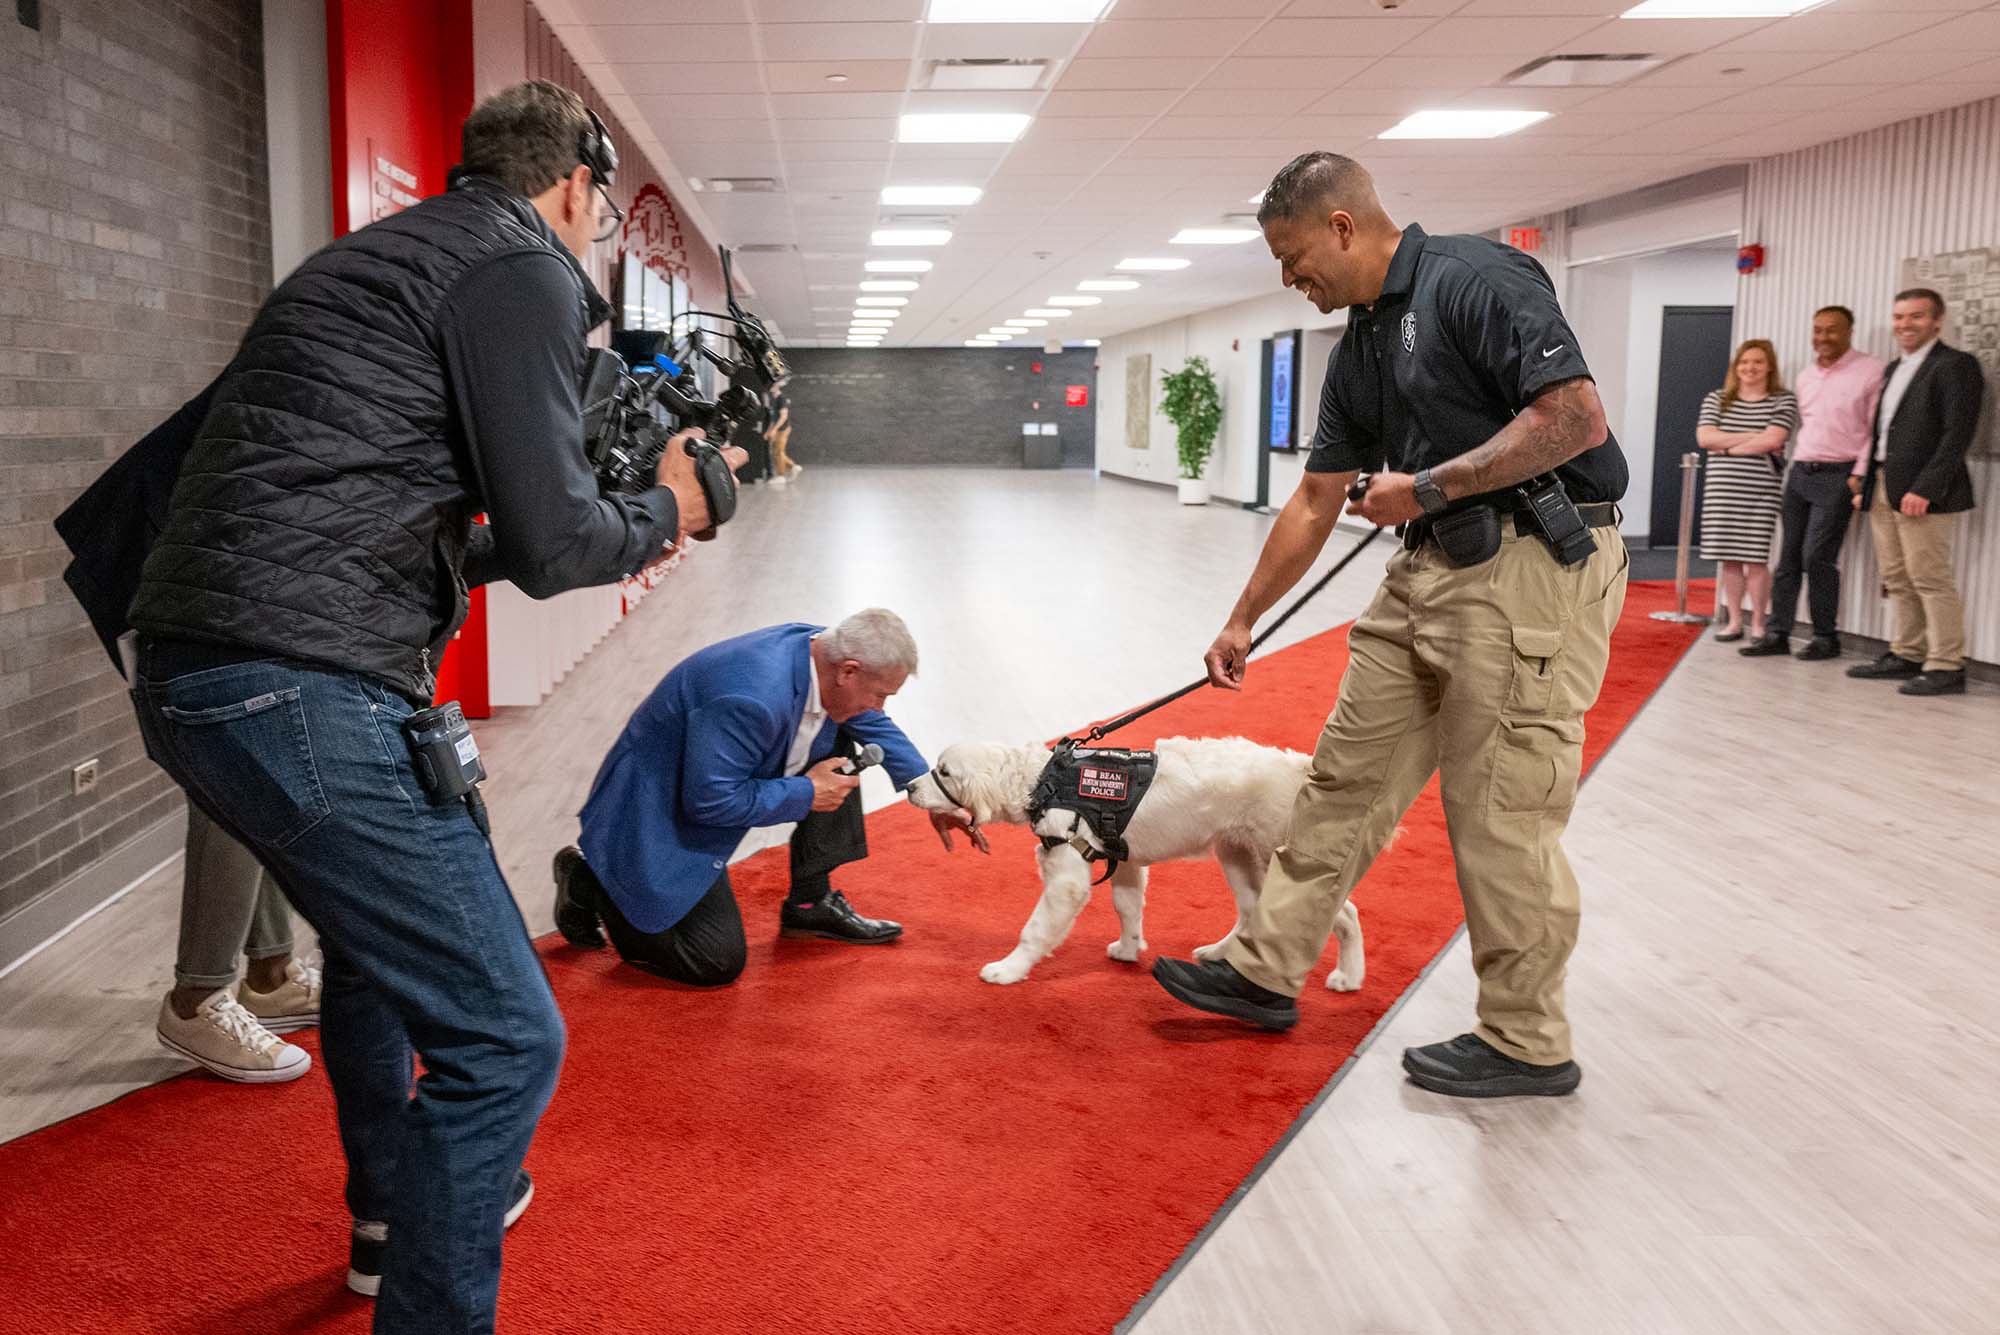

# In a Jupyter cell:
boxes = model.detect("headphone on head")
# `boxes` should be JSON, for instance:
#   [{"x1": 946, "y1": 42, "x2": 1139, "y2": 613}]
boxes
[{"x1": 578, "y1": 106, "x2": 618, "y2": 188}]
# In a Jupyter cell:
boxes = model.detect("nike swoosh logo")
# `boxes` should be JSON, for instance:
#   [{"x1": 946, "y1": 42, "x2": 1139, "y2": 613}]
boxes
[{"x1": 1542, "y1": 345, "x2": 1565, "y2": 358}]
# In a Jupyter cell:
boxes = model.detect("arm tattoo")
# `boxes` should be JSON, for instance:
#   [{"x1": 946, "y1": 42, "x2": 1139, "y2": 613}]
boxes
[{"x1": 1431, "y1": 377, "x2": 1601, "y2": 500}]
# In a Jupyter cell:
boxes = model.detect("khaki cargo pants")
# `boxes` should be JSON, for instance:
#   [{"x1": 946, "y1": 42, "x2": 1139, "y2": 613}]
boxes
[{"x1": 1227, "y1": 522, "x2": 1628, "y2": 1065}]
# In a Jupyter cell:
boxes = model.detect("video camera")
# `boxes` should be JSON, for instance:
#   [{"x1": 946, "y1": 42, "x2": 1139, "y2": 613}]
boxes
[{"x1": 581, "y1": 245, "x2": 788, "y2": 529}]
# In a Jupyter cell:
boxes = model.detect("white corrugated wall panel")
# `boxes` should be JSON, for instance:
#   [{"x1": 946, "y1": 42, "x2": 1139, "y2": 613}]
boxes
[{"x1": 1738, "y1": 95, "x2": 2000, "y2": 666}]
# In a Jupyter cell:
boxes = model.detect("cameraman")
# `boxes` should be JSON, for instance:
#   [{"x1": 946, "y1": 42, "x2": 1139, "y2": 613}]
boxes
[{"x1": 124, "y1": 81, "x2": 741, "y2": 1332}]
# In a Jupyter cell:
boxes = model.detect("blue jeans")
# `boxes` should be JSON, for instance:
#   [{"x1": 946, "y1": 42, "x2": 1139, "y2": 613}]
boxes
[{"x1": 132, "y1": 638, "x2": 564, "y2": 1335}]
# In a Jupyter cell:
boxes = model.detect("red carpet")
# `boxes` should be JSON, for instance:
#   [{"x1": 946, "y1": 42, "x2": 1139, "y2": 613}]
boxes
[{"x1": 0, "y1": 582, "x2": 1701, "y2": 1335}]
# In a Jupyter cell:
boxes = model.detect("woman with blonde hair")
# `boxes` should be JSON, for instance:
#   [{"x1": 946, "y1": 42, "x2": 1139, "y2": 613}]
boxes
[{"x1": 1697, "y1": 339, "x2": 1798, "y2": 641}]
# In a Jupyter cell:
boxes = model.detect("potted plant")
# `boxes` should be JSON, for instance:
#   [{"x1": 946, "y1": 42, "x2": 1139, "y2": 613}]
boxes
[{"x1": 1159, "y1": 355, "x2": 1222, "y2": 505}]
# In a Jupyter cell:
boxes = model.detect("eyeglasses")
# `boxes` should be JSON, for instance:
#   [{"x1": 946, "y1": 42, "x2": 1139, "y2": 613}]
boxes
[{"x1": 593, "y1": 179, "x2": 624, "y2": 244}]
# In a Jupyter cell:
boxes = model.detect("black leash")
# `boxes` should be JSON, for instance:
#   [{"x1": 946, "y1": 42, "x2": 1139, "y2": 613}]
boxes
[{"x1": 1066, "y1": 523, "x2": 1387, "y2": 746}]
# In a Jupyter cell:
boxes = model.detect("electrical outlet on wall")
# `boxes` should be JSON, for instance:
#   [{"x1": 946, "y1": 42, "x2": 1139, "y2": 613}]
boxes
[{"x1": 72, "y1": 758, "x2": 100, "y2": 796}]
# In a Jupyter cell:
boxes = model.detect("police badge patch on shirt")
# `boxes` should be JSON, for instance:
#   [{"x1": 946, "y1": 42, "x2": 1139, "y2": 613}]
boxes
[
  {"x1": 1077, "y1": 765, "x2": 1128, "y2": 802},
  {"x1": 1401, "y1": 311, "x2": 1416, "y2": 353}
]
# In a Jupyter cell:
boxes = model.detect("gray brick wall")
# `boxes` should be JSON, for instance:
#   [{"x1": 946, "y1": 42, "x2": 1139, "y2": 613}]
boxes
[
  {"x1": 782, "y1": 347, "x2": 1099, "y2": 468},
  {"x1": 0, "y1": 0, "x2": 269, "y2": 926}
]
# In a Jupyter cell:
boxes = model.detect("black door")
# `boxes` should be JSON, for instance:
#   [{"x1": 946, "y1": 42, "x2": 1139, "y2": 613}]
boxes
[{"x1": 1650, "y1": 306, "x2": 1735, "y2": 547}]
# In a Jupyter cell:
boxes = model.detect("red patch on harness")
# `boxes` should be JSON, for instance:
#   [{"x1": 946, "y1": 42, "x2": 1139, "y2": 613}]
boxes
[{"x1": 1076, "y1": 767, "x2": 1128, "y2": 802}]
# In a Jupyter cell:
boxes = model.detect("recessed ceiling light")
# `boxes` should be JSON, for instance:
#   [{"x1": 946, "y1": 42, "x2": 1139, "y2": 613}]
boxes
[
  {"x1": 852, "y1": 310, "x2": 900, "y2": 321},
  {"x1": 1006, "y1": 318, "x2": 1047, "y2": 327},
  {"x1": 856, "y1": 296, "x2": 909, "y2": 306},
  {"x1": 1171, "y1": 227, "x2": 1260, "y2": 245},
  {"x1": 881, "y1": 185, "x2": 984, "y2": 206},
  {"x1": 865, "y1": 259, "x2": 934, "y2": 273},
  {"x1": 965, "y1": 339, "x2": 998, "y2": 347},
  {"x1": 859, "y1": 279, "x2": 919, "y2": 292},
  {"x1": 847, "y1": 339, "x2": 882, "y2": 346},
  {"x1": 926, "y1": 0, "x2": 1113, "y2": 20},
  {"x1": 1115, "y1": 258, "x2": 1190, "y2": 271},
  {"x1": 872, "y1": 228, "x2": 953, "y2": 246},
  {"x1": 896, "y1": 113, "x2": 1031, "y2": 144},
  {"x1": 1045, "y1": 295, "x2": 1102, "y2": 306},
  {"x1": 1083, "y1": 339, "x2": 1101, "y2": 347},
  {"x1": 1023, "y1": 308, "x2": 1071, "y2": 318},
  {"x1": 1622, "y1": 0, "x2": 1827, "y2": 13},
  {"x1": 1078, "y1": 279, "x2": 1140, "y2": 291},
  {"x1": 1379, "y1": 109, "x2": 1550, "y2": 139}
]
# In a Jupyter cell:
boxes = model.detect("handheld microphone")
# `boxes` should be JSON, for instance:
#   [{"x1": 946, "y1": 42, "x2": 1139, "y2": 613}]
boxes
[{"x1": 840, "y1": 743, "x2": 885, "y2": 776}]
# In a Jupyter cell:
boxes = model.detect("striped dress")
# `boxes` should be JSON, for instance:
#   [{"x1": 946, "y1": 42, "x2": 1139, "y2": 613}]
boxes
[{"x1": 1697, "y1": 389, "x2": 1798, "y2": 563}]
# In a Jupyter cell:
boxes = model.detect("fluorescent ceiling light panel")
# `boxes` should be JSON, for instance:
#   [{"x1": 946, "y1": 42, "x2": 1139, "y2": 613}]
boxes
[
  {"x1": 880, "y1": 185, "x2": 984, "y2": 206},
  {"x1": 1083, "y1": 339, "x2": 1101, "y2": 347},
  {"x1": 1023, "y1": 308, "x2": 1072, "y2": 318},
  {"x1": 1078, "y1": 279, "x2": 1139, "y2": 291},
  {"x1": 1006, "y1": 318, "x2": 1048, "y2": 327},
  {"x1": 865, "y1": 259, "x2": 933, "y2": 273},
  {"x1": 1171, "y1": 227, "x2": 1260, "y2": 245},
  {"x1": 1621, "y1": 0, "x2": 1826, "y2": 13},
  {"x1": 852, "y1": 310, "x2": 900, "y2": 321},
  {"x1": 859, "y1": 279, "x2": 919, "y2": 292},
  {"x1": 1045, "y1": 295, "x2": 1101, "y2": 306},
  {"x1": 896, "y1": 113, "x2": 1032, "y2": 144},
  {"x1": 856, "y1": 296, "x2": 909, "y2": 306},
  {"x1": 965, "y1": 339, "x2": 998, "y2": 346},
  {"x1": 871, "y1": 228, "x2": 954, "y2": 246},
  {"x1": 1379, "y1": 109, "x2": 1550, "y2": 139},
  {"x1": 926, "y1": 0, "x2": 1111, "y2": 21},
  {"x1": 1115, "y1": 258, "x2": 1190, "y2": 271}
]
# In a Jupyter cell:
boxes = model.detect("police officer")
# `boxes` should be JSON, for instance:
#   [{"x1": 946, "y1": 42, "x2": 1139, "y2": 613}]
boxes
[{"x1": 1151, "y1": 151, "x2": 1629, "y2": 1099}]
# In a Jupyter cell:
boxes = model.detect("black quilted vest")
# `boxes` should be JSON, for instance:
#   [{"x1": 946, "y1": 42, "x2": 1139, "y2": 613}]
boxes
[{"x1": 127, "y1": 178, "x2": 608, "y2": 700}]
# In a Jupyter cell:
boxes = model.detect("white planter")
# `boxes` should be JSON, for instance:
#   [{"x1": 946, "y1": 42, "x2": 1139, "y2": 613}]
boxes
[{"x1": 1177, "y1": 478, "x2": 1210, "y2": 505}]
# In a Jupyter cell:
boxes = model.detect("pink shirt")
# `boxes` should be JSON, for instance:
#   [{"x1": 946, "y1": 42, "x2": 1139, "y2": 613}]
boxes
[{"x1": 1792, "y1": 347, "x2": 1884, "y2": 470}]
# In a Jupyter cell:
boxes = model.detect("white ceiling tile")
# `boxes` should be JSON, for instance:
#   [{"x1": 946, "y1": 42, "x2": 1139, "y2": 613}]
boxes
[
  {"x1": 583, "y1": 25, "x2": 749, "y2": 61},
  {"x1": 917, "y1": 22, "x2": 1090, "y2": 61},
  {"x1": 767, "y1": 91, "x2": 908, "y2": 117},
  {"x1": 1016, "y1": 115, "x2": 1156, "y2": 141},
  {"x1": 558, "y1": 0, "x2": 748, "y2": 21},
  {"x1": 1398, "y1": 15, "x2": 1610, "y2": 56},
  {"x1": 765, "y1": 61, "x2": 913, "y2": 93},
  {"x1": 757, "y1": 0, "x2": 923, "y2": 20},
  {"x1": 1782, "y1": 48, "x2": 1988, "y2": 83},
  {"x1": 1572, "y1": 82, "x2": 1732, "y2": 112},
  {"x1": 756, "y1": 22, "x2": 917, "y2": 62},
  {"x1": 1878, "y1": 11, "x2": 2000, "y2": 52},
  {"x1": 1631, "y1": 50, "x2": 1839, "y2": 85},
  {"x1": 659, "y1": 117, "x2": 782, "y2": 142},
  {"x1": 1704, "y1": 82, "x2": 1896, "y2": 114},
  {"x1": 1059, "y1": 58, "x2": 1222, "y2": 90},
  {"x1": 1142, "y1": 115, "x2": 1292, "y2": 140},
  {"x1": 1120, "y1": 137, "x2": 1288, "y2": 160},
  {"x1": 1037, "y1": 88, "x2": 1183, "y2": 116},
  {"x1": 1719, "y1": 11, "x2": 1952, "y2": 52},
  {"x1": 1449, "y1": 0, "x2": 1628, "y2": 14},
  {"x1": 1568, "y1": 17, "x2": 1777, "y2": 55},
  {"x1": 1237, "y1": 18, "x2": 1440, "y2": 59},
  {"x1": 1078, "y1": 19, "x2": 1262, "y2": 60},
  {"x1": 784, "y1": 139, "x2": 898, "y2": 162},
  {"x1": 1281, "y1": 112, "x2": 1409, "y2": 140},
  {"x1": 631, "y1": 92, "x2": 770, "y2": 120},
  {"x1": 1170, "y1": 87, "x2": 1324, "y2": 116},
  {"x1": 898, "y1": 89, "x2": 1044, "y2": 114},
  {"x1": 775, "y1": 117, "x2": 901, "y2": 142},
  {"x1": 1199, "y1": 57, "x2": 1374, "y2": 89},
  {"x1": 1932, "y1": 55, "x2": 2000, "y2": 84},
  {"x1": 609, "y1": 63, "x2": 765, "y2": 96},
  {"x1": 1279, "y1": 0, "x2": 1466, "y2": 13},
  {"x1": 1338, "y1": 55, "x2": 1532, "y2": 88}
]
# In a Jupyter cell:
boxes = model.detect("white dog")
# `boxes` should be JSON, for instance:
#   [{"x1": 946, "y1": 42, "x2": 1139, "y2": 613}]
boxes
[{"x1": 905, "y1": 736, "x2": 1363, "y2": 990}]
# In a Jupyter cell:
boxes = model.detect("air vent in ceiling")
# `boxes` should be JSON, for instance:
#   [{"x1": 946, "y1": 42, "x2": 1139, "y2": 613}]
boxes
[
  {"x1": 733, "y1": 243, "x2": 793, "y2": 254},
  {"x1": 881, "y1": 213, "x2": 955, "y2": 227},
  {"x1": 924, "y1": 58, "x2": 1051, "y2": 91},
  {"x1": 1505, "y1": 53, "x2": 1666, "y2": 87},
  {"x1": 688, "y1": 176, "x2": 781, "y2": 193}
]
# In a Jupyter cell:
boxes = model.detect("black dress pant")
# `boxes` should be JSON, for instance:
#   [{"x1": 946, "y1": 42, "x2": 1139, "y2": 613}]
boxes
[
  {"x1": 583, "y1": 732, "x2": 870, "y2": 987},
  {"x1": 1768, "y1": 462, "x2": 1855, "y2": 638}
]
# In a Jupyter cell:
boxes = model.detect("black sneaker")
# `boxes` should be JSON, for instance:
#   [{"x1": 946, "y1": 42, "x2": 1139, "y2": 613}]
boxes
[
  {"x1": 1737, "y1": 631, "x2": 1791, "y2": 658},
  {"x1": 1401, "y1": 1033, "x2": 1580, "y2": 1098},
  {"x1": 779, "y1": 890, "x2": 902, "y2": 943},
  {"x1": 1848, "y1": 652, "x2": 1923, "y2": 680},
  {"x1": 552, "y1": 846, "x2": 605, "y2": 949},
  {"x1": 1795, "y1": 635, "x2": 1841, "y2": 661},
  {"x1": 347, "y1": 1170, "x2": 534, "y2": 1297},
  {"x1": 1900, "y1": 669, "x2": 1966, "y2": 696},
  {"x1": 1150, "y1": 957, "x2": 1298, "y2": 1031}
]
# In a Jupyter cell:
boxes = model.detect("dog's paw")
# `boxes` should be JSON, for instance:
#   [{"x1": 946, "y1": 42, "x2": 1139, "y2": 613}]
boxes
[
  {"x1": 980, "y1": 959, "x2": 1031, "y2": 985},
  {"x1": 1105, "y1": 938, "x2": 1145, "y2": 963},
  {"x1": 1325, "y1": 967, "x2": 1362, "y2": 993}
]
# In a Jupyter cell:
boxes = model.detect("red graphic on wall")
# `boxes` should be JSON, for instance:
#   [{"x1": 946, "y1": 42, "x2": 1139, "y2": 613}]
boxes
[
  {"x1": 624, "y1": 182, "x2": 691, "y2": 281},
  {"x1": 1065, "y1": 384, "x2": 1088, "y2": 407}
]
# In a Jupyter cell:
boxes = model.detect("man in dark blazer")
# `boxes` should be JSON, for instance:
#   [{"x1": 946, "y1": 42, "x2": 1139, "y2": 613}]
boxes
[
  {"x1": 1846, "y1": 287, "x2": 1986, "y2": 696},
  {"x1": 552, "y1": 608, "x2": 982, "y2": 985}
]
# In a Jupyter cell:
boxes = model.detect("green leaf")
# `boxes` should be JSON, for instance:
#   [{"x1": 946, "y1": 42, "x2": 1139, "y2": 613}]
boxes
[{"x1": 1158, "y1": 355, "x2": 1222, "y2": 480}]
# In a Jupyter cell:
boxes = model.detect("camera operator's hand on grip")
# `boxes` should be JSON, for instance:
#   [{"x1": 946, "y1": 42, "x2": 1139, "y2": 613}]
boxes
[
  {"x1": 655, "y1": 429, "x2": 748, "y2": 542},
  {"x1": 805, "y1": 756, "x2": 862, "y2": 813}
]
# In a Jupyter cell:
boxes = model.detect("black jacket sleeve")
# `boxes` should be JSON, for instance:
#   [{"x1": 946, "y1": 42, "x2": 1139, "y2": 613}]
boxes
[
  {"x1": 1912, "y1": 347, "x2": 1985, "y2": 503},
  {"x1": 439, "y1": 251, "x2": 678, "y2": 598}
]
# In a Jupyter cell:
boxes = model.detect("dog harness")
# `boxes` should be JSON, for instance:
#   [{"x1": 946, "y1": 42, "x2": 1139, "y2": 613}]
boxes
[{"x1": 1026, "y1": 740, "x2": 1158, "y2": 885}]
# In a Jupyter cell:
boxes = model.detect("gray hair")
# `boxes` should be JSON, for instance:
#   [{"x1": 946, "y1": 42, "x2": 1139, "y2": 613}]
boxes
[
  {"x1": 821, "y1": 608, "x2": 919, "y2": 676},
  {"x1": 1257, "y1": 150, "x2": 1385, "y2": 228}
]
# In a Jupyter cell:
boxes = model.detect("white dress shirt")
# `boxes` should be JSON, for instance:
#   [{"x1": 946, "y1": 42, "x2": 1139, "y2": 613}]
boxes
[
  {"x1": 784, "y1": 644, "x2": 828, "y2": 777},
  {"x1": 1875, "y1": 337, "x2": 1938, "y2": 461}
]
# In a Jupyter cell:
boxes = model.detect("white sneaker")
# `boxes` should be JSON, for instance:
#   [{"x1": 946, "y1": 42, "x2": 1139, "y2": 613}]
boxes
[
  {"x1": 768, "y1": 474, "x2": 788, "y2": 487},
  {"x1": 157, "y1": 989, "x2": 310, "y2": 1083},
  {"x1": 238, "y1": 955, "x2": 322, "y2": 1033}
]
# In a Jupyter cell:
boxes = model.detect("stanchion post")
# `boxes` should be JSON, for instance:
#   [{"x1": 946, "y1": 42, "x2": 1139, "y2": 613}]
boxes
[{"x1": 1651, "y1": 450, "x2": 1712, "y2": 625}]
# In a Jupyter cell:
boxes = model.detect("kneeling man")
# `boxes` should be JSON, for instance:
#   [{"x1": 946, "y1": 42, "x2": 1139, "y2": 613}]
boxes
[{"x1": 553, "y1": 608, "x2": 978, "y2": 985}]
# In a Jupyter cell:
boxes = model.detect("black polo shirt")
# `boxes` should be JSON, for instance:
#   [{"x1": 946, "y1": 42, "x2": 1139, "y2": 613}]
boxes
[{"x1": 1306, "y1": 224, "x2": 1628, "y2": 506}]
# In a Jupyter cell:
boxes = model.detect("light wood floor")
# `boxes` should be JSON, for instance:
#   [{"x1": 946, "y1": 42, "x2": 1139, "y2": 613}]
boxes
[{"x1": 3, "y1": 469, "x2": 1997, "y2": 1334}]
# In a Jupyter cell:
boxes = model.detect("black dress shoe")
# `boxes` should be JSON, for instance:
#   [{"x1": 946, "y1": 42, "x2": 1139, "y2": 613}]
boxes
[
  {"x1": 1795, "y1": 635, "x2": 1842, "y2": 661},
  {"x1": 1712, "y1": 627, "x2": 1744, "y2": 643},
  {"x1": 1848, "y1": 652, "x2": 1923, "y2": 680},
  {"x1": 1900, "y1": 669, "x2": 1966, "y2": 696},
  {"x1": 1150, "y1": 957, "x2": 1298, "y2": 1031},
  {"x1": 1738, "y1": 631, "x2": 1791, "y2": 657},
  {"x1": 551, "y1": 846, "x2": 605, "y2": 950},
  {"x1": 1401, "y1": 1033, "x2": 1581, "y2": 1098},
  {"x1": 779, "y1": 890, "x2": 902, "y2": 943}
]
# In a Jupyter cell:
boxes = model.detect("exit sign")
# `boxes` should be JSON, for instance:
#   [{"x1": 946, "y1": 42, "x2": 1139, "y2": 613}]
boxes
[{"x1": 1508, "y1": 227, "x2": 1542, "y2": 252}]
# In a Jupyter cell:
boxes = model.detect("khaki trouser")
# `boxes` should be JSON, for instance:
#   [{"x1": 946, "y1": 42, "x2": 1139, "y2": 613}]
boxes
[
  {"x1": 1226, "y1": 523, "x2": 1628, "y2": 1065},
  {"x1": 1870, "y1": 478, "x2": 1965, "y2": 671},
  {"x1": 769, "y1": 423, "x2": 794, "y2": 477}
]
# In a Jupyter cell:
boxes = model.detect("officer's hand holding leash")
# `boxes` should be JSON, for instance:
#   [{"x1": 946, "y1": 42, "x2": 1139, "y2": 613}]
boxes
[{"x1": 1343, "y1": 470, "x2": 1424, "y2": 528}]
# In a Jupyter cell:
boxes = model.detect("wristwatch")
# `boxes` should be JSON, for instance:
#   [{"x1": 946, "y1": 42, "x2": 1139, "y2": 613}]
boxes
[{"x1": 1412, "y1": 468, "x2": 1449, "y2": 516}]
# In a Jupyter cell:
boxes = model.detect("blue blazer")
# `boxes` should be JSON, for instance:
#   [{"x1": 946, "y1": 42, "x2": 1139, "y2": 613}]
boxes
[{"x1": 578, "y1": 623, "x2": 927, "y2": 933}]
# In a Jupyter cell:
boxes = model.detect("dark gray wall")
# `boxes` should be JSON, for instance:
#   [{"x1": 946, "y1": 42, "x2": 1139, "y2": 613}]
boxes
[
  {"x1": 782, "y1": 347, "x2": 1098, "y2": 467},
  {"x1": 1, "y1": 0, "x2": 270, "y2": 926}
]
